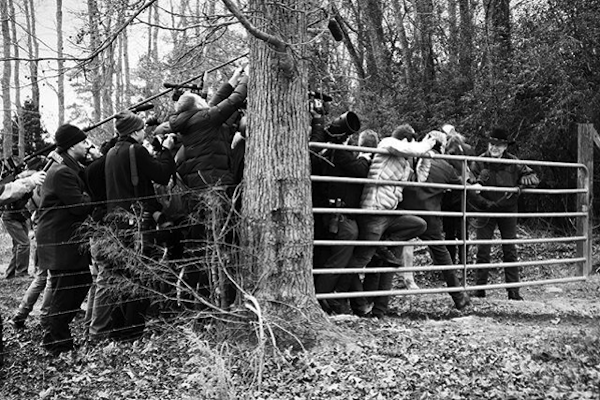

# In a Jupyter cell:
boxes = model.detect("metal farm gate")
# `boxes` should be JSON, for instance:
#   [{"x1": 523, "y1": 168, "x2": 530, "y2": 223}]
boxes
[{"x1": 310, "y1": 127, "x2": 594, "y2": 302}]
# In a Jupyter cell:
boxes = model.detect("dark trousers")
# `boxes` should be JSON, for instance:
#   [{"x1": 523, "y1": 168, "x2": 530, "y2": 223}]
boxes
[
  {"x1": 42, "y1": 269, "x2": 92, "y2": 354},
  {"x1": 419, "y1": 216, "x2": 465, "y2": 304},
  {"x1": 314, "y1": 216, "x2": 359, "y2": 294},
  {"x1": 443, "y1": 216, "x2": 467, "y2": 264},
  {"x1": 342, "y1": 214, "x2": 427, "y2": 313},
  {"x1": 362, "y1": 257, "x2": 395, "y2": 316},
  {"x1": 475, "y1": 214, "x2": 520, "y2": 285},
  {"x1": 109, "y1": 298, "x2": 150, "y2": 341}
]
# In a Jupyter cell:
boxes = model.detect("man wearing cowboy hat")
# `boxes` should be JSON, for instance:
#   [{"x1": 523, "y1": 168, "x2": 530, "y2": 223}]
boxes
[{"x1": 470, "y1": 127, "x2": 539, "y2": 300}]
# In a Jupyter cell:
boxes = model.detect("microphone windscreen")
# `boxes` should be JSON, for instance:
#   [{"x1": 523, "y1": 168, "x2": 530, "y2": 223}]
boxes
[
  {"x1": 328, "y1": 19, "x2": 344, "y2": 41},
  {"x1": 131, "y1": 103, "x2": 154, "y2": 113}
]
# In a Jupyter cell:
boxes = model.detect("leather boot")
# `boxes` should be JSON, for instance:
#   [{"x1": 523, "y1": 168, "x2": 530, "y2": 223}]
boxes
[
  {"x1": 453, "y1": 292, "x2": 471, "y2": 310},
  {"x1": 507, "y1": 289, "x2": 523, "y2": 301}
]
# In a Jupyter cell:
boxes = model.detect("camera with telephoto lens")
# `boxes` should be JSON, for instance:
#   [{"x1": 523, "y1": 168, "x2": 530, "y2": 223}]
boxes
[
  {"x1": 151, "y1": 133, "x2": 179, "y2": 153},
  {"x1": 326, "y1": 111, "x2": 361, "y2": 144}
]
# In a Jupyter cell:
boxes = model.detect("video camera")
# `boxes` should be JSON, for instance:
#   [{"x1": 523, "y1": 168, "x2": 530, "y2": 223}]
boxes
[{"x1": 309, "y1": 91, "x2": 332, "y2": 116}]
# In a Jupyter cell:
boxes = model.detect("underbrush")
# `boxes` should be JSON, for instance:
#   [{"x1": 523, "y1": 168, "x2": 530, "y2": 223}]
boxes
[{"x1": 0, "y1": 226, "x2": 599, "y2": 399}]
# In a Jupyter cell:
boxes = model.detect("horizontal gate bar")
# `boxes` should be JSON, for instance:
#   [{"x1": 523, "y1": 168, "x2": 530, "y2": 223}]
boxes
[
  {"x1": 314, "y1": 236, "x2": 586, "y2": 247},
  {"x1": 312, "y1": 257, "x2": 586, "y2": 275},
  {"x1": 315, "y1": 276, "x2": 587, "y2": 299}
]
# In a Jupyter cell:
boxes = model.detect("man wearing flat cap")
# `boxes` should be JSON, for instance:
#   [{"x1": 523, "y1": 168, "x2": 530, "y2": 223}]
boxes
[
  {"x1": 37, "y1": 123, "x2": 94, "y2": 355},
  {"x1": 470, "y1": 127, "x2": 539, "y2": 301}
]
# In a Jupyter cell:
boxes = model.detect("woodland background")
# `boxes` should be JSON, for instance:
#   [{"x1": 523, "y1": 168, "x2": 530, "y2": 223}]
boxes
[
  {"x1": 0, "y1": 1, "x2": 599, "y2": 398},
  {"x1": 0, "y1": 0, "x2": 599, "y2": 224}
]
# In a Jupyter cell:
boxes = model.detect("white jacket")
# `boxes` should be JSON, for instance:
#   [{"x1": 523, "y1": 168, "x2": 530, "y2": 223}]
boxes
[{"x1": 360, "y1": 137, "x2": 435, "y2": 210}]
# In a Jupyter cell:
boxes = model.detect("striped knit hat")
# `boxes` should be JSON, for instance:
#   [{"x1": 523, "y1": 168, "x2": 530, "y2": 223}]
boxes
[{"x1": 115, "y1": 111, "x2": 145, "y2": 137}]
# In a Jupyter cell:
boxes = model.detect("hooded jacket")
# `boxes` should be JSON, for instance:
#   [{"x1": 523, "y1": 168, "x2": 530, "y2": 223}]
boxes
[{"x1": 169, "y1": 77, "x2": 248, "y2": 189}]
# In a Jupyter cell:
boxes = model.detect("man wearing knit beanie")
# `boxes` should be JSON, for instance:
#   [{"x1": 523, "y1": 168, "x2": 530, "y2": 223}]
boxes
[
  {"x1": 89, "y1": 112, "x2": 176, "y2": 343},
  {"x1": 36, "y1": 123, "x2": 94, "y2": 355},
  {"x1": 115, "y1": 111, "x2": 145, "y2": 138},
  {"x1": 54, "y1": 123, "x2": 88, "y2": 152}
]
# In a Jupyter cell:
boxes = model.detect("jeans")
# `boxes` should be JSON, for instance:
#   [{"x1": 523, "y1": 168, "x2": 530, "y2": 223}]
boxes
[
  {"x1": 88, "y1": 242, "x2": 113, "y2": 340},
  {"x1": 475, "y1": 213, "x2": 520, "y2": 285},
  {"x1": 2, "y1": 216, "x2": 30, "y2": 278},
  {"x1": 13, "y1": 265, "x2": 52, "y2": 322}
]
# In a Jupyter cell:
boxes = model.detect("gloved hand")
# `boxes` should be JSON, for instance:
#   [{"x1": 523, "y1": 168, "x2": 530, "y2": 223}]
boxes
[
  {"x1": 520, "y1": 174, "x2": 540, "y2": 188},
  {"x1": 29, "y1": 171, "x2": 47, "y2": 186}
]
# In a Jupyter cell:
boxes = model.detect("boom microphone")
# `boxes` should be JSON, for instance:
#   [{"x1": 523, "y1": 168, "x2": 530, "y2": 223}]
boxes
[
  {"x1": 163, "y1": 82, "x2": 202, "y2": 91},
  {"x1": 130, "y1": 103, "x2": 154, "y2": 113},
  {"x1": 328, "y1": 19, "x2": 344, "y2": 42},
  {"x1": 42, "y1": 151, "x2": 64, "y2": 172}
]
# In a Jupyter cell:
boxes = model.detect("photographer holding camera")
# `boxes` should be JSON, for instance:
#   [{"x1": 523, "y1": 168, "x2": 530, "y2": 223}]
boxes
[
  {"x1": 88, "y1": 111, "x2": 176, "y2": 343},
  {"x1": 168, "y1": 65, "x2": 248, "y2": 191},
  {"x1": 308, "y1": 94, "x2": 374, "y2": 314}
]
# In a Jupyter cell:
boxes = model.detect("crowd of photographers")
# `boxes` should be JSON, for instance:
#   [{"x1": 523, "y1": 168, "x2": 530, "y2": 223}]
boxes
[{"x1": 0, "y1": 63, "x2": 539, "y2": 362}]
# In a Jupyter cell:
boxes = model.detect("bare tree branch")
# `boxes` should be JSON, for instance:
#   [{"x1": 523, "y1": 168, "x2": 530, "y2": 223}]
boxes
[
  {"x1": 220, "y1": 0, "x2": 287, "y2": 52},
  {"x1": 0, "y1": 0, "x2": 158, "y2": 64}
]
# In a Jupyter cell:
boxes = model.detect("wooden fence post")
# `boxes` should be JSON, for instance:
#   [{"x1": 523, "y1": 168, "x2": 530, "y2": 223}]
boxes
[{"x1": 577, "y1": 123, "x2": 594, "y2": 276}]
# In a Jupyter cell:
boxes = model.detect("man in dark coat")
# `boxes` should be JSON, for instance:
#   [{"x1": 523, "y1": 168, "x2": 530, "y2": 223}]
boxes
[
  {"x1": 470, "y1": 127, "x2": 539, "y2": 300},
  {"x1": 89, "y1": 111, "x2": 175, "y2": 342},
  {"x1": 37, "y1": 124, "x2": 93, "y2": 355},
  {"x1": 312, "y1": 129, "x2": 378, "y2": 314},
  {"x1": 398, "y1": 131, "x2": 474, "y2": 311}
]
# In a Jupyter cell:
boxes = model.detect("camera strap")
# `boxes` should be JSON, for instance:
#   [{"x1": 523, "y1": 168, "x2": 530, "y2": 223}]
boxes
[{"x1": 129, "y1": 144, "x2": 139, "y2": 198}]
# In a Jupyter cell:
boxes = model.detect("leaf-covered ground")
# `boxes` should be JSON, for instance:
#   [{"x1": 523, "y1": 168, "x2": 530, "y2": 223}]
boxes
[{"x1": 0, "y1": 232, "x2": 599, "y2": 399}]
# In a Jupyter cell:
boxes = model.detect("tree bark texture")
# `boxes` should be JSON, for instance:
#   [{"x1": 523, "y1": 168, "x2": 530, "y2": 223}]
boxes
[
  {"x1": 1, "y1": 0, "x2": 13, "y2": 158},
  {"x1": 414, "y1": 0, "x2": 436, "y2": 95},
  {"x1": 458, "y1": 0, "x2": 474, "y2": 90},
  {"x1": 56, "y1": 0, "x2": 65, "y2": 126},
  {"x1": 87, "y1": 0, "x2": 102, "y2": 122},
  {"x1": 24, "y1": 0, "x2": 40, "y2": 110},
  {"x1": 243, "y1": 0, "x2": 328, "y2": 347},
  {"x1": 9, "y1": 0, "x2": 24, "y2": 159},
  {"x1": 484, "y1": 0, "x2": 511, "y2": 76},
  {"x1": 391, "y1": 0, "x2": 414, "y2": 87}
]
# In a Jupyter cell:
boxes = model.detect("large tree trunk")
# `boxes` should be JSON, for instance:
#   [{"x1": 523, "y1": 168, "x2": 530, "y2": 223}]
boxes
[
  {"x1": 1, "y1": 0, "x2": 13, "y2": 158},
  {"x1": 56, "y1": 0, "x2": 65, "y2": 125},
  {"x1": 414, "y1": 0, "x2": 436, "y2": 95},
  {"x1": 458, "y1": 0, "x2": 474, "y2": 91},
  {"x1": 241, "y1": 0, "x2": 331, "y2": 347},
  {"x1": 87, "y1": 0, "x2": 102, "y2": 122},
  {"x1": 391, "y1": 0, "x2": 414, "y2": 87},
  {"x1": 484, "y1": 0, "x2": 511, "y2": 78},
  {"x1": 24, "y1": 0, "x2": 40, "y2": 113},
  {"x1": 9, "y1": 0, "x2": 23, "y2": 159}
]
